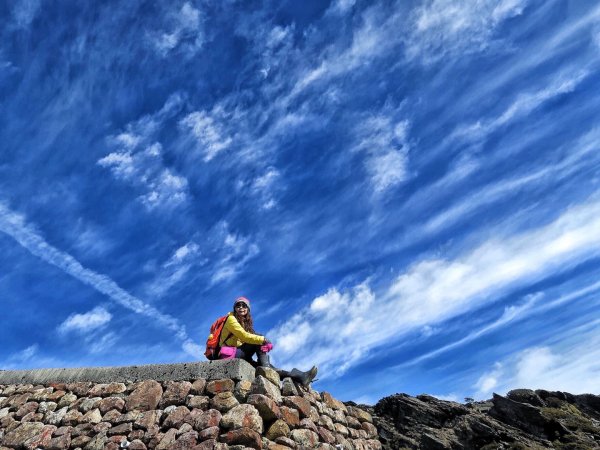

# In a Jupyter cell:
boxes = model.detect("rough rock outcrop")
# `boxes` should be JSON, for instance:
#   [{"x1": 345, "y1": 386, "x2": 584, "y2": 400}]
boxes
[{"x1": 360, "y1": 388, "x2": 600, "y2": 449}]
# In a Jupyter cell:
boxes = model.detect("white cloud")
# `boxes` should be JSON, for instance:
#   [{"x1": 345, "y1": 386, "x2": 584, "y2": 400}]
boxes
[
  {"x1": 353, "y1": 116, "x2": 410, "y2": 193},
  {"x1": 406, "y1": 0, "x2": 527, "y2": 63},
  {"x1": 169, "y1": 242, "x2": 200, "y2": 265},
  {"x1": 515, "y1": 347, "x2": 557, "y2": 385},
  {"x1": 387, "y1": 280, "x2": 599, "y2": 378},
  {"x1": 408, "y1": 9, "x2": 600, "y2": 172},
  {"x1": 386, "y1": 200, "x2": 600, "y2": 328},
  {"x1": 475, "y1": 362, "x2": 503, "y2": 397},
  {"x1": 57, "y1": 317, "x2": 120, "y2": 356},
  {"x1": 144, "y1": 242, "x2": 200, "y2": 299},
  {"x1": 12, "y1": 0, "x2": 41, "y2": 29},
  {"x1": 420, "y1": 3, "x2": 600, "y2": 143},
  {"x1": 151, "y1": 223, "x2": 259, "y2": 288},
  {"x1": 452, "y1": 69, "x2": 589, "y2": 143},
  {"x1": 97, "y1": 151, "x2": 136, "y2": 179},
  {"x1": 270, "y1": 282, "x2": 375, "y2": 375},
  {"x1": 99, "y1": 144, "x2": 189, "y2": 210},
  {"x1": 107, "y1": 92, "x2": 184, "y2": 147},
  {"x1": 291, "y1": 5, "x2": 397, "y2": 96},
  {"x1": 513, "y1": 343, "x2": 600, "y2": 393},
  {"x1": 252, "y1": 169, "x2": 279, "y2": 191},
  {"x1": 58, "y1": 306, "x2": 112, "y2": 334},
  {"x1": 99, "y1": 94, "x2": 190, "y2": 210},
  {"x1": 471, "y1": 325, "x2": 600, "y2": 399},
  {"x1": 0, "y1": 344, "x2": 56, "y2": 370},
  {"x1": 7, "y1": 344, "x2": 39, "y2": 363},
  {"x1": 366, "y1": 150, "x2": 408, "y2": 193},
  {"x1": 327, "y1": 0, "x2": 356, "y2": 15},
  {"x1": 1, "y1": 344, "x2": 71, "y2": 371},
  {"x1": 182, "y1": 340, "x2": 203, "y2": 356},
  {"x1": 250, "y1": 168, "x2": 281, "y2": 210},
  {"x1": 433, "y1": 393, "x2": 462, "y2": 402},
  {"x1": 87, "y1": 331, "x2": 118, "y2": 354},
  {"x1": 351, "y1": 394, "x2": 378, "y2": 406},
  {"x1": 151, "y1": 2, "x2": 204, "y2": 57},
  {"x1": 593, "y1": 25, "x2": 600, "y2": 49},
  {"x1": 72, "y1": 221, "x2": 114, "y2": 257},
  {"x1": 0, "y1": 201, "x2": 196, "y2": 356},
  {"x1": 180, "y1": 110, "x2": 233, "y2": 161},
  {"x1": 138, "y1": 168, "x2": 189, "y2": 209},
  {"x1": 146, "y1": 265, "x2": 190, "y2": 299},
  {"x1": 422, "y1": 126, "x2": 600, "y2": 236},
  {"x1": 210, "y1": 223, "x2": 260, "y2": 285},
  {"x1": 400, "y1": 294, "x2": 541, "y2": 368},
  {"x1": 269, "y1": 196, "x2": 600, "y2": 378},
  {"x1": 114, "y1": 132, "x2": 142, "y2": 150}
]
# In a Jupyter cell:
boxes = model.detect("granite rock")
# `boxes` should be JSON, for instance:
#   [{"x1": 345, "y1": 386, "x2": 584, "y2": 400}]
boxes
[
  {"x1": 221, "y1": 404, "x2": 263, "y2": 433},
  {"x1": 126, "y1": 381, "x2": 163, "y2": 412}
]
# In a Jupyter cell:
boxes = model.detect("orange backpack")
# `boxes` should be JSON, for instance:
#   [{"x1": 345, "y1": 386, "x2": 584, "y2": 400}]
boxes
[{"x1": 204, "y1": 315, "x2": 230, "y2": 360}]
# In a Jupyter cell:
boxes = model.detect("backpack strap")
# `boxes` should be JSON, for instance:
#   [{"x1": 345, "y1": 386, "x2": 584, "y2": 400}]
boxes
[
  {"x1": 221, "y1": 332, "x2": 233, "y2": 347},
  {"x1": 218, "y1": 316, "x2": 233, "y2": 348}
]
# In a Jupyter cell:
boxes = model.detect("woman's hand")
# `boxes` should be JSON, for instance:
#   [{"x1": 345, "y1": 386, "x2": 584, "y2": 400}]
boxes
[{"x1": 260, "y1": 339, "x2": 274, "y2": 353}]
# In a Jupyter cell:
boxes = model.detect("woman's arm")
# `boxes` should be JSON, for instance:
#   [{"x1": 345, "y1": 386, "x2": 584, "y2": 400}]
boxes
[{"x1": 225, "y1": 314, "x2": 265, "y2": 345}]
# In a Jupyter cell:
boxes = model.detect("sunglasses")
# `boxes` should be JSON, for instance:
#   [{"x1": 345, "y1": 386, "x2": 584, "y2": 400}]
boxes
[{"x1": 235, "y1": 303, "x2": 248, "y2": 309}]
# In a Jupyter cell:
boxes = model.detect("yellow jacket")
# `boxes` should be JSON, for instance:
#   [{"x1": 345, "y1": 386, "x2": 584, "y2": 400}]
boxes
[{"x1": 219, "y1": 312, "x2": 265, "y2": 347}]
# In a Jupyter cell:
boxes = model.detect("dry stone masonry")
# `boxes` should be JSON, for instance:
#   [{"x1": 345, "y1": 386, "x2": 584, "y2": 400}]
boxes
[{"x1": 0, "y1": 361, "x2": 381, "y2": 450}]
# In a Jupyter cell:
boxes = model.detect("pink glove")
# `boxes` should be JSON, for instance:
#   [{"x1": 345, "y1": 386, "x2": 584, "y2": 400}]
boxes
[{"x1": 260, "y1": 342, "x2": 273, "y2": 353}]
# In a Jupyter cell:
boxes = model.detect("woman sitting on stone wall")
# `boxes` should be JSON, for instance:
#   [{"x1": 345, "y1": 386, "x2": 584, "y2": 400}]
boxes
[{"x1": 218, "y1": 296, "x2": 318, "y2": 387}]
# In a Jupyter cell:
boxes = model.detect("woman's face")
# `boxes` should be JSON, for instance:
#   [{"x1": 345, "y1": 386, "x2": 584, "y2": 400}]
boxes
[{"x1": 235, "y1": 302, "x2": 249, "y2": 317}]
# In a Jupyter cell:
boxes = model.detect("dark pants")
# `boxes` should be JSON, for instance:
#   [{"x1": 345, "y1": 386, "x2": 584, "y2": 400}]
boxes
[
  {"x1": 235, "y1": 343, "x2": 266, "y2": 366},
  {"x1": 235, "y1": 344, "x2": 303, "y2": 382}
]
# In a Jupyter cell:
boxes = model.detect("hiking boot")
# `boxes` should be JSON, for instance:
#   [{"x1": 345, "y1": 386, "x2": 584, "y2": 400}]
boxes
[
  {"x1": 257, "y1": 352, "x2": 272, "y2": 368},
  {"x1": 290, "y1": 366, "x2": 318, "y2": 387},
  {"x1": 305, "y1": 365, "x2": 318, "y2": 386}
]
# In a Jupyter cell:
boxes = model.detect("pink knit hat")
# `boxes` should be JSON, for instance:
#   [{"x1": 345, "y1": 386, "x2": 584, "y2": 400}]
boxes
[{"x1": 233, "y1": 296, "x2": 251, "y2": 310}]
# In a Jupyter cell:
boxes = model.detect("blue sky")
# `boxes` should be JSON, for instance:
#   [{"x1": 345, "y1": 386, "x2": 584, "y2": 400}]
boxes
[{"x1": 1, "y1": 0, "x2": 600, "y2": 404}]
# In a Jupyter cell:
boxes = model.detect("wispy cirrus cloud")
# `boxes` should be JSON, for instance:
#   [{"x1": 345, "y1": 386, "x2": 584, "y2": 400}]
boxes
[
  {"x1": 248, "y1": 167, "x2": 281, "y2": 210},
  {"x1": 397, "y1": 278, "x2": 600, "y2": 372},
  {"x1": 166, "y1": 242, "x2": 200, "y2": 266},
  {"x1": 211, "y1": 223, "x2": 260, "y2": 285},
  {"x1": 405, "y1": 0, "x2": 528, "y2": 64},
  {"x1": 98, "y1": 94, "x2": 190, "y2": 210},
  {"x1": 0, "y1": 344, "x2": 75, "y2": 371},
  {"x1": 354, "y1": 116, "x2": 411, "y2": 193},
  {"x1": 473, "y1": 321, "x2": 600, "y2": 399},
  {"x1": 451, "y1": 69, "x2": 590, "y2": 145},
  {"x1": 11, "y1": 0, "x2": 41, "y2": 29},
  {"x1": 149, "y1": 2, "x2": 204, "y2": 57},
  {"x1": 62, "y1": 219, "x2": 117, "y2": 260},
  {"x1": 422, "y1": 126, "x2": 600, "y2": 236},
  {"x1": 270, "y1": 196, "x2": 600, "y2": 377},
  {"x1": 290, "y1": 4, "x2": 400, "y2": 97},
  {"x1": 402, "y1": 294, "x2": 541, "y2": 368},
  {"x1": 6, "y1": 344, "x2": 39, "y2": 365},
  {"x1": 87, "y1": 332, "x2": 119, "y2": 355},
  {"x1": 0, "y1": 201, "x2": 197, "y2": 356},
  {"x1": 139, "y1": 223, "x2": 259, "y2": 291},
  {"x1": 144, "y1": 242, "x2": 201, "y2": 299},
  {"x1": 98, "y1": 143, "x2": 189, "y2": 210},
  {"x1": 421, "y1": 2, "x2": 600, "y2": 138},
  {"x1": 180, "y1": 108, "x2": 233, "y2": 162},
  {"x1": 326, "y1": 0, "x2": 356, "y2": 16}
]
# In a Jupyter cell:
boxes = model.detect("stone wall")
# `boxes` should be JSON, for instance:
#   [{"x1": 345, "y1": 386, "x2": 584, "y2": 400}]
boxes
[{"x1": 0, "y1": 362, "x2": 381, "y2": 450}]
